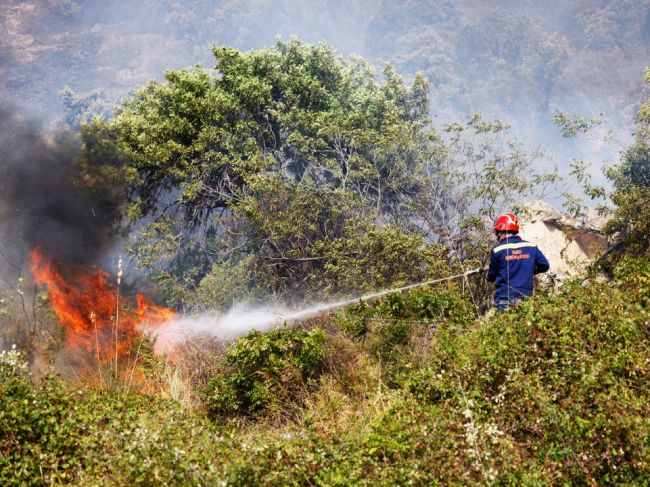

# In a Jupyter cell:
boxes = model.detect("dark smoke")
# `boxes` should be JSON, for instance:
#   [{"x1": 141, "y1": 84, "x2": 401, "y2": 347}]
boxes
[{"x1": 0, "y1": 105, "x2": 119, "y2": 268}]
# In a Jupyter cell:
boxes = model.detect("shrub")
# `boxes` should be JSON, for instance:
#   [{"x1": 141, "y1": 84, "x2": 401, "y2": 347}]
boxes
[
  {"x1": 217, "y1": 258, "x2": 650, "y2": 484},
  {"x1": 405, "y1": 257, "x2": 650, "y2": 483},
  {"x1": 4, "y1": 259, "x2": 649, "y2": 484},
  {"x1": 203, "y1": 326, "x2": 327, "y2": 418},
  {"x1": 0, "y1": 345, "x2": 231, "y2": 485},
  {"x1": 0, "y1": 346, "x2": 84, "y2": 485},
  {"x1": 335, "y1": 287, "x2": 473, "y2": 365}
]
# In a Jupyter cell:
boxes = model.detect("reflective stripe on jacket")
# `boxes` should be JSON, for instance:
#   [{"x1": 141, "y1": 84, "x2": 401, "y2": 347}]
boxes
[{"x1": 487, "y1": 235, "x2": 549, "y2": 301}]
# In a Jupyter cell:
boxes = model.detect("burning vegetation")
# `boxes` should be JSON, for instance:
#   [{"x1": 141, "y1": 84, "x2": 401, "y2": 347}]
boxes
[{"x1": 29, "y1": 248, "x2": 174, "y2": 364}]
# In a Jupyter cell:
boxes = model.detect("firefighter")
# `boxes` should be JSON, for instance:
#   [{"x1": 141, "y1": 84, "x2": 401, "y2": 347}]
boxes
[{"x1": 487, "y1": 212, "x2": 549, "y2": 311}]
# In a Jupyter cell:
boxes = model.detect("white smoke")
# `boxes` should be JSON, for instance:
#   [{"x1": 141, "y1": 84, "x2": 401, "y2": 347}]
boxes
[
  {"x1": 148, "y1": 301, "x2": 349, "y2": 353},
  {"x1": 148, "y1": 306, "x2": 292, "y2": 353}
]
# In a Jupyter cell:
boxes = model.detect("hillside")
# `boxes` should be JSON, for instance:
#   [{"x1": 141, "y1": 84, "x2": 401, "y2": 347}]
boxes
[
  {"x1": 2, "y1": 0, "x2": 648, "y2": 145},
  {"x1": 2, "y1": 257, "x2": 649, "y2": 484}
]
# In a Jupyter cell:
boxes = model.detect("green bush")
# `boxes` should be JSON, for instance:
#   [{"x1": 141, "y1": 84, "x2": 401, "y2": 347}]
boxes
[
  {"x1": 337, "y1": 287, "x2": 473, "y2": 334},
  {"x1": 404, "y1": 257, "x2": 650, "y2": 483},
  {"x1": 73, "y1": 393, "x2": 225, "y2": 485},
  {"x1": 0, "y1": 346, "x2": 228, "y2": 485},
  {"x1": 203, "y1": 326, "x2": 327, "y2": 418},
  {"x1": 214, "y1": 258, "x2": 650, "y2": 485},
  {"x1": 335, "y1": 287, "x2": 473, "y2": 364},
  {"x1": 0, "y1": 347, "x2": 84, "y2": 485},
  {"x1": 401, "y1": 287, "x2": 474, "y2": 323}
]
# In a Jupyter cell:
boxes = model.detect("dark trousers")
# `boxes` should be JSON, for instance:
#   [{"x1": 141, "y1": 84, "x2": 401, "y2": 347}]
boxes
[{"x1": 494, "y1": 295, "x2": 525, "y2": 312}]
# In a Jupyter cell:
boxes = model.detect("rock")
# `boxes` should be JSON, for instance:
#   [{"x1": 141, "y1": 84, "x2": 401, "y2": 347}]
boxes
[{"x1": 519, "y1": 201, "x2": 609, "y2": 280}]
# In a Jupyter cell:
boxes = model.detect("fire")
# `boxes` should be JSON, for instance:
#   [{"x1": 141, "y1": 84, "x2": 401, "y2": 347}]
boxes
[{"x1": 29, "y1": 248, "x2": 174, "y2": 361}]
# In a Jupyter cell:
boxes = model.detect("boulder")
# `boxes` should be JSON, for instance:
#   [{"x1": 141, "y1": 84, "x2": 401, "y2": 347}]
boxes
[{"x1": 519, "y1": 201, "x2": 609, "y2": 280}]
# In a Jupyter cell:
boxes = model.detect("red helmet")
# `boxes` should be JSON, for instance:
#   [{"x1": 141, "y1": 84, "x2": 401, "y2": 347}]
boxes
[{"x1": 493, "y1": 213, "x2": 519, "y2": 232}]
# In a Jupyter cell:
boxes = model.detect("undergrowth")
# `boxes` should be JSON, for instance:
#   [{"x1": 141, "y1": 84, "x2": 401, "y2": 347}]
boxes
[{"x1": 1, "y1": 262, "x2": 649, "y2": 485}]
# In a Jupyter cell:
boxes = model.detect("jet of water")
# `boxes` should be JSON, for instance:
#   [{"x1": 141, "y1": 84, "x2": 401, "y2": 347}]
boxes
[{"x1": 149, "y1": 268, "x2": 483, "y2": 352}]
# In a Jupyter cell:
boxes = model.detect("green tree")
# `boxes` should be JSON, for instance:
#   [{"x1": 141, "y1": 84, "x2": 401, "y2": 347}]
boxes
[
  {"x1": 602, "y1": 69, "x2": 650, "y2": 256},
  {"x1": 81, "y1": 39, "x2": 574, "y2": 311},
  {"x1": 81, "y1": 39, "x2": 443, "y2": 307}
]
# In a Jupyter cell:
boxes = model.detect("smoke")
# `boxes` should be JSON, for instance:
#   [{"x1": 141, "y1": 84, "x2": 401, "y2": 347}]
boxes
[
  {"x1": 0, "y1": 0, "x2": 371, "y2": 120},
  {"x1": 3, "y1": 0, "x2": 644, "y2": 192},
  {"x1": 0, "y1": 105, "x2": 119, "y2": 269},
  {"x1": 149, "y1": 306, "x2": 288, "y2": 353},
  {"x1": 0, "y1": 2, "x2": 643, "y2": 265}
]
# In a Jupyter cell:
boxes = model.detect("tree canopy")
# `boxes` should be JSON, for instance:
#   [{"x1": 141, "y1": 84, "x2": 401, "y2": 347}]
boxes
[
  {"x1": 81, "y1": 39, "x2": 446, "y2": 307},
  {"x1": 80, "y1": 39, "x2": 569, "y2": 310}
]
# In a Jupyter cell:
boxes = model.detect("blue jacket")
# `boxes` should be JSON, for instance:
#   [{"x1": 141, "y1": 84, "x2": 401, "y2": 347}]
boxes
[{"x1": 487, "y1": 235, "x2": 549, "y2": 301}]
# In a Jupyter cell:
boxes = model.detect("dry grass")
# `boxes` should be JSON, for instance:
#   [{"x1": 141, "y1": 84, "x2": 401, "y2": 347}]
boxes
[
  {"x1": 172, "y1": 335, "x2": 228, "y2": 392},
  {"x1": 160, "y1": 365, "x2": 193, "y2": 409}
]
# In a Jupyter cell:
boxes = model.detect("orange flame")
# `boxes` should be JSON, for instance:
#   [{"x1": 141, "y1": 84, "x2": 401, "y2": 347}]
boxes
[{"x1": 29, "y1": 248, "x2": 174, "y2": 361}]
